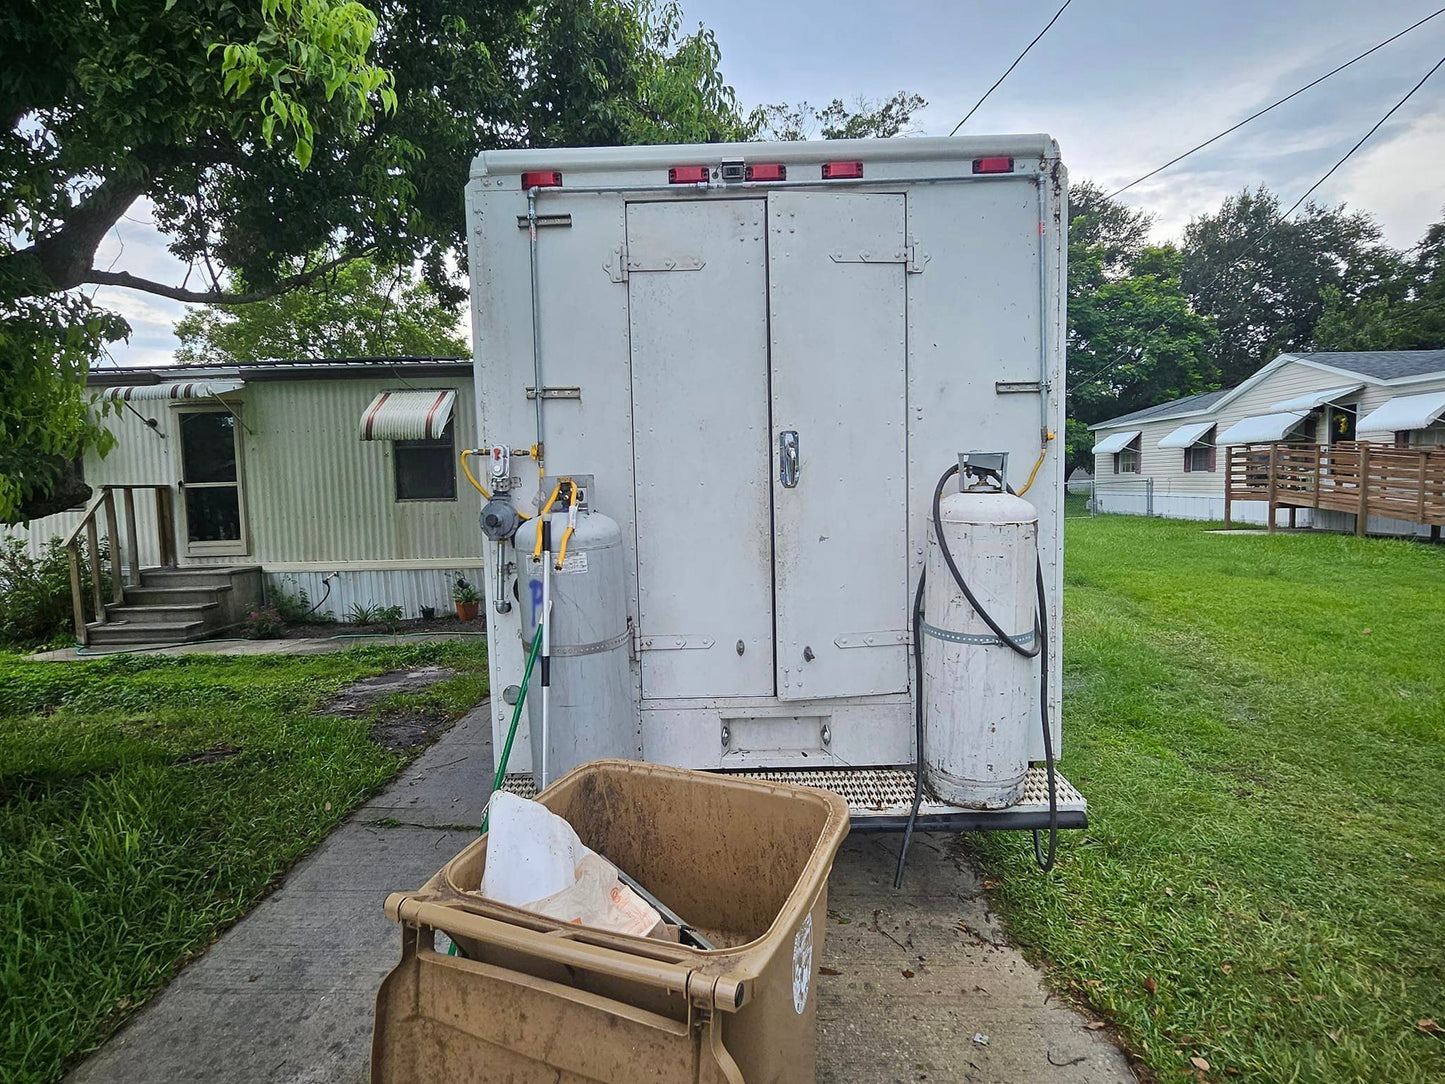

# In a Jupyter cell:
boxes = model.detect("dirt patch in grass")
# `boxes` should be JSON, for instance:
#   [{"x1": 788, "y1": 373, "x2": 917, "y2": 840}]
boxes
[
  {"x1": 368, "y1": 710, "x2": 455, "y2": 752},
  {"x1": 318, "y1": 666, "x2": 458, "y2": 716}
]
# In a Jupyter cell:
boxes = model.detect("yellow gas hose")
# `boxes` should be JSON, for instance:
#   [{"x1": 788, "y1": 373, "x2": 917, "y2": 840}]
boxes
[
  {"x1": 459, "y1": 449, "x2": 491, "y2": 498},
  {"x1": 532, "y1": 481, "x2": 565, "y2": 558},
  {"x1": 1014, "y1": 432, "x2": 1055, "y2": 497}
]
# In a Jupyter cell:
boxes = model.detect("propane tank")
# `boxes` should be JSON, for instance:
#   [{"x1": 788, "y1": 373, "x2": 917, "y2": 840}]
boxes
[
  {"x1": 922, "y1": 483, "x2": 1039, "y2": 809},
  {"x1": 514, "y1": 497, "x2": 635, "y2": 787}
]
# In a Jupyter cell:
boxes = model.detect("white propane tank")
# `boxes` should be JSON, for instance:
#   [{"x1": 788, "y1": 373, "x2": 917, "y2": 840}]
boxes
[
  {"x1": 515, "y1": 505, "x2": 635, "y2": 787},
  {"x1": 922, "y1": 486, "x2": 1039, "y2": 809}
]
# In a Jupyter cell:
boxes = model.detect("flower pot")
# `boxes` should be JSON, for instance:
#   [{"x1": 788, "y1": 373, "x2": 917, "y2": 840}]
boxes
[
  {"x1": 420, "y1": 605, "x2": 437, "y2": 621},
  {"x1": 455, "y1": 601, "x2": 480, "y2": 621}
]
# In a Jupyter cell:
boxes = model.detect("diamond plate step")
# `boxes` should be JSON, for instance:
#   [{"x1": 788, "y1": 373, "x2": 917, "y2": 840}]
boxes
[{"x1": 499, "y1": 765, "x2": 1086, "y2": 833}]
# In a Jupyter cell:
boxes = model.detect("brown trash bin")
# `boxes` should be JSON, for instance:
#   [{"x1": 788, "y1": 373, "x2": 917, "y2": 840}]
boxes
[{"x1": 372, "y1": 759, "x2": 850, "y2": 1083}]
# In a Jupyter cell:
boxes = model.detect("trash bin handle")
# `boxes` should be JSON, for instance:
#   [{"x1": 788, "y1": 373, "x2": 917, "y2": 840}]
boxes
[{"x1": 389, "y1": 895, "x2": 748, "y2": 1012}]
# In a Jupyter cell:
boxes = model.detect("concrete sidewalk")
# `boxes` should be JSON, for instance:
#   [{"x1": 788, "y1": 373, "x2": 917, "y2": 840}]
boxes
[{"x1": 68, "y1": 703, "x2": 1132, "y2": 1083}]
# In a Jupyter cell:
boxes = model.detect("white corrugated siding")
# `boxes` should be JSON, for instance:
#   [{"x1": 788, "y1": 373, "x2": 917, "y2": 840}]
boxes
[
  {"x1": 265, "y1": 567, "x2": 487, "y2": 621},
  {"x1": 3, "y1": 375, "x2": 487, "y2": 603}
]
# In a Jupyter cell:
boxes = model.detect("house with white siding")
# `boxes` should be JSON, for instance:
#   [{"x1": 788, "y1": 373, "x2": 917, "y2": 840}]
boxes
[
  {"x1": 1088, "y1": 350, "x2": 1445, "y2": 537},
  {"x1": 4, "y1": 357, "x2": 488, "y2": 643}
]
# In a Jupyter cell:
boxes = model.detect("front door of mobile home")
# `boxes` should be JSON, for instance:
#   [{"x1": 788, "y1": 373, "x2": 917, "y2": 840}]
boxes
[
  {"x1": 176, "y1": 407, "x2": 249, "y2": 557},
  {"x1": 628, "y1": 193, "x2": 910, "y2": 702}
]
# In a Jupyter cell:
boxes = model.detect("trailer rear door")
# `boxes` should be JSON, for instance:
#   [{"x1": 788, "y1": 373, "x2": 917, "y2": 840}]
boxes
[
  {"x1": 627, "y1": 199, "x2": 776, "y2": 699},
  {"x1": 768, "y1": 191, "x2": 910, "y2": 700}
]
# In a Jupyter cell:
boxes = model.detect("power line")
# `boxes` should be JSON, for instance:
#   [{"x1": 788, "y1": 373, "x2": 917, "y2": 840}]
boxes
[
  {"x1": 1073, "y1": 51, "x2": 1445, "y2": 396},
  {"x1": 1108, "y1": 6, "x2": 1445, "y2": 199},
  {"x1": 1278, "y1": 52, "x2": 1445, "y2": 220},
  {"x1": 950, "y1": 0, "x2": 1074, "y2": 136}
]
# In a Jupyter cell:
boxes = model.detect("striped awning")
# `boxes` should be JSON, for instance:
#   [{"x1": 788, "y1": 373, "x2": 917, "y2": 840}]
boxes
[
  {"x1": 1091, "y1": 430, "x2": 1140, "y2": 455},
  {"x1": 358, "y1": 389, "x2": 457, "y2": 441},
  {"x1": 100, "y1": 380, "x2": 243, "y2": 402}
]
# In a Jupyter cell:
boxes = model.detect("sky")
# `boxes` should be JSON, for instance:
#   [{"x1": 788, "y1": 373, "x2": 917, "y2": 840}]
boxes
[{"x1": 93, "y1": 0, "x2": 1445, "y2": 368}]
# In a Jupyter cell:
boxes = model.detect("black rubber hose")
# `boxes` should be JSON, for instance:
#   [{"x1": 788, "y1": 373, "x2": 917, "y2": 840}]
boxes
[
  {"x1": 933, "y1": 465, "x2": 1041, "y2": 660},
  {"x1": 895, "y1": 463, "x2": 1059, "y2": 884},
  {"x1": 1031, "y1": 559, "x2": 1058, "y2": 871},
  {"x1": 893, "y1": 567, "x2": 927, "y2": 889}
]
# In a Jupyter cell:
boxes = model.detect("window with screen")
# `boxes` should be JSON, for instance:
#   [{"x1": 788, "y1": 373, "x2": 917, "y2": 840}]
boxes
[
  {"x1": 1114, "y1": 436, "x2": 1141, "y2": 474},
  {"x1": 394, "y1": 425, "x2": 457, "y2": 501}
]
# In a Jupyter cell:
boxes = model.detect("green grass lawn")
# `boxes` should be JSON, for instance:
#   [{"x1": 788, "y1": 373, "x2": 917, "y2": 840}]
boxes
[
  {"x1": 974, "y1": 515, "x2": 1445, "y2": 1083},
  {"x1": 0, "y1": 641, "x2": 488, "y2": 1084}
]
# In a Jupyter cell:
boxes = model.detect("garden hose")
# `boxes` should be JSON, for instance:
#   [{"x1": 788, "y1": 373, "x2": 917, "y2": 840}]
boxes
[{"x1": 895, "y1": 463, "x2": 1059, "y2": 888}]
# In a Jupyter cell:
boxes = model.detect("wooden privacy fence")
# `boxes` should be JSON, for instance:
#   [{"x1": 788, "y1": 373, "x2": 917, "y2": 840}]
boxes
[
  {"x1": 1225, "y1": 441, "x2": 1445, "y2": 536},
  {"x1": 62, "y1": 484, "x2": 176, "y2": 645}
]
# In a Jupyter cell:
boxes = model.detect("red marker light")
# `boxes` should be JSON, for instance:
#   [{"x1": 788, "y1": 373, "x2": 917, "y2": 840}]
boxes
[
  {"x1": 668, "y1": 165, "x2": 710, "y2": 184},
  {"x1": 521, "y1": 170, "x2": 562, "y2": 188},
  {"x1": 821, "y1": 161, "x2": 864, "y2": 179},
  {"x1": 745, "y1": 163, "x2": 786, "y2": 181},
  {"x1": 972, "y1": 157, "x2": 1014, "y2": 175}
]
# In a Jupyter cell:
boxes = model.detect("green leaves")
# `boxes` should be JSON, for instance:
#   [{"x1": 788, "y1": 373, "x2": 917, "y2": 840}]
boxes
[{"x1": 210, "y1": 0, "x2": 395, "y2": 170}]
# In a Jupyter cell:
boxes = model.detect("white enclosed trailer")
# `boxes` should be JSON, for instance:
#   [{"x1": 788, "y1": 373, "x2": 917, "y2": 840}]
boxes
[{"x1": 465, "y1": 135, "x2": 1084, "y2": 835}]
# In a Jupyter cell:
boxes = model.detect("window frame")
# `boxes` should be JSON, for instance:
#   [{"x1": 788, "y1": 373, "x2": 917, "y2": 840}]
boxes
[
  {"x1": 1183, "y1": 426, "x2": 1217, "y2": 473},
  {"x1": 1114, "y1": 435, "x2": 1141, "y2": 475},
  {"x1": 392, "y1": 423, "x2": 458, "y2": 503}
]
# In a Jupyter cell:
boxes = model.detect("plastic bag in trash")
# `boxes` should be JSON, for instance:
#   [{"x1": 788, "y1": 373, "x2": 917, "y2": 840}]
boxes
[{"x1": 477, "y1": 792, "x2": 665, "y2": 939}]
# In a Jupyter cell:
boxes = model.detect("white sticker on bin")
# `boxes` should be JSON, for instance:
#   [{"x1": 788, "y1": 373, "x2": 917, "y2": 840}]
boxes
[{"x1": 792, "y1": 913, "x2": 813, "y2": 1014}]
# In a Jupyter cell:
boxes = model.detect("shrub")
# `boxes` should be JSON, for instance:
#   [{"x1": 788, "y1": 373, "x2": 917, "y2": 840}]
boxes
[
  {"x1": 344, "y1": 603, "x2": 380, "y2": 625},
  {"x1": 242, "y1": 605, "x2": 285, "y2": 639},
  {"x1": 271, "y1": 585, "x2": 313, "y2": 624},
  {"x1": 0, "y1": 537, "x2": 109, "y2": 648},
  {"x1": 376, "y1": 605, "x2": 404, "y2": 633}
]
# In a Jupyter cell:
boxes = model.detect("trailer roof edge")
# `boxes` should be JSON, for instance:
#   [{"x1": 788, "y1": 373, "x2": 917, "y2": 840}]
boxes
[{"x1": 471, "y1": 134, "x2": 1061, "y2": 179}]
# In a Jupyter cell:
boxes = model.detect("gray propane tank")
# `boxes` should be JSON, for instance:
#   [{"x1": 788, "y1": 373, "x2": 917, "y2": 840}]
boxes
[
  {"x1": 922, "y1": 486, "x2": 1039, "y2": 809},
  {"x1": 514, "y1": 504, "x2": 635, "y2": 787}
]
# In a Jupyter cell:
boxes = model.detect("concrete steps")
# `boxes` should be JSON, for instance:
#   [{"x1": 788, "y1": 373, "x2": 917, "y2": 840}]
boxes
[{"x1": 86, "y1": 565, "x2": 263, "y2": 647}]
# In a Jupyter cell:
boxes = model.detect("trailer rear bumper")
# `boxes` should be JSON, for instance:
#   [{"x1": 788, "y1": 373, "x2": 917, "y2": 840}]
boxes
[{"x1": 501, "y1": 765, "x2": 1085, "y2": 833}]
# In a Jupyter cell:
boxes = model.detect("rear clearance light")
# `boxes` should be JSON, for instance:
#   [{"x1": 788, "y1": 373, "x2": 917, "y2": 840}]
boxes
[
  {"x1": 972, "y1": 156, "x2": 1014, "y2": 174},
  {"x1": 745, "y1": 163, "x2": 786, "y2": 181},
  {"x1": 668, "y1": 165, "x2": 710, "y2": 184},
  {"x1": 821, "y1": 161, "x2": 863, "y2": 179},
  {"x1": 520, "y1": 170, "x2": 562, "y2": 188}
]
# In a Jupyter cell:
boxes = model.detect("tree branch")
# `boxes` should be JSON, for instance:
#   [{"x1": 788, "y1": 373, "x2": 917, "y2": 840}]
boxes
[{"x1": 82, "y1": 251, "x2": 371, "y2": 305}]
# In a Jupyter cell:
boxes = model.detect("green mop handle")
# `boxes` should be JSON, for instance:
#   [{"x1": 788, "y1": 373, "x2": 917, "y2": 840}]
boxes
[
  {"x1": 482, "y1": 620, "x2": 545, "y2": 833},
  {"x1": 447, "y1": 622, "x2": 545, "y2": 959}
]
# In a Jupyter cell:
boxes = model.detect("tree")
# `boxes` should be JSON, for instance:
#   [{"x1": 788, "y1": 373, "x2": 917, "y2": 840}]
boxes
[
  {"x1": 1312, "y1": 211, "x2": 1445, "y2": 350},
  {"x1": 756, "y1": 92, "x2": 927, "y2": 141},
  {"x1": 1063, "y1": 183, "x2": 1215, "y2": 472},
  {"x1": 1180, "y1": 187, "x2": 1401, "y2": 386},
  {"x1": 174, "y1": 258, "x2": 469, "y2": 364},
  {"x1": 1, "y1": 0, "x2": 752, "y2": 522}
]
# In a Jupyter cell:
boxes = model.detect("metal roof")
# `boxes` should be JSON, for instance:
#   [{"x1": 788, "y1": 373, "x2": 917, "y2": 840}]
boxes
[
  {"x1": 87, "y1": 356, "x2": 470, "y2": 388},
  {"x1": 1089, "y1": 389, "x2": 1230, "y2": 430}
]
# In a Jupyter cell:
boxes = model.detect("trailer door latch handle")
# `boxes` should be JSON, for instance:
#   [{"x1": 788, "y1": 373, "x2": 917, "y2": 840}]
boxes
[{"x1": 779, "y1": 431, "x2": 800, "y2": 488}]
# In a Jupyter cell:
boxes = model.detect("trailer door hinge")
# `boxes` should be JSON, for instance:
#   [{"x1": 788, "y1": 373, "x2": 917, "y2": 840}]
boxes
[
  {"x1": 606, "y1": 244, "x2": 628, "y2": 283},
  {"x1": 638, "y1": 635, "x2": 715, "y2": 651}
]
